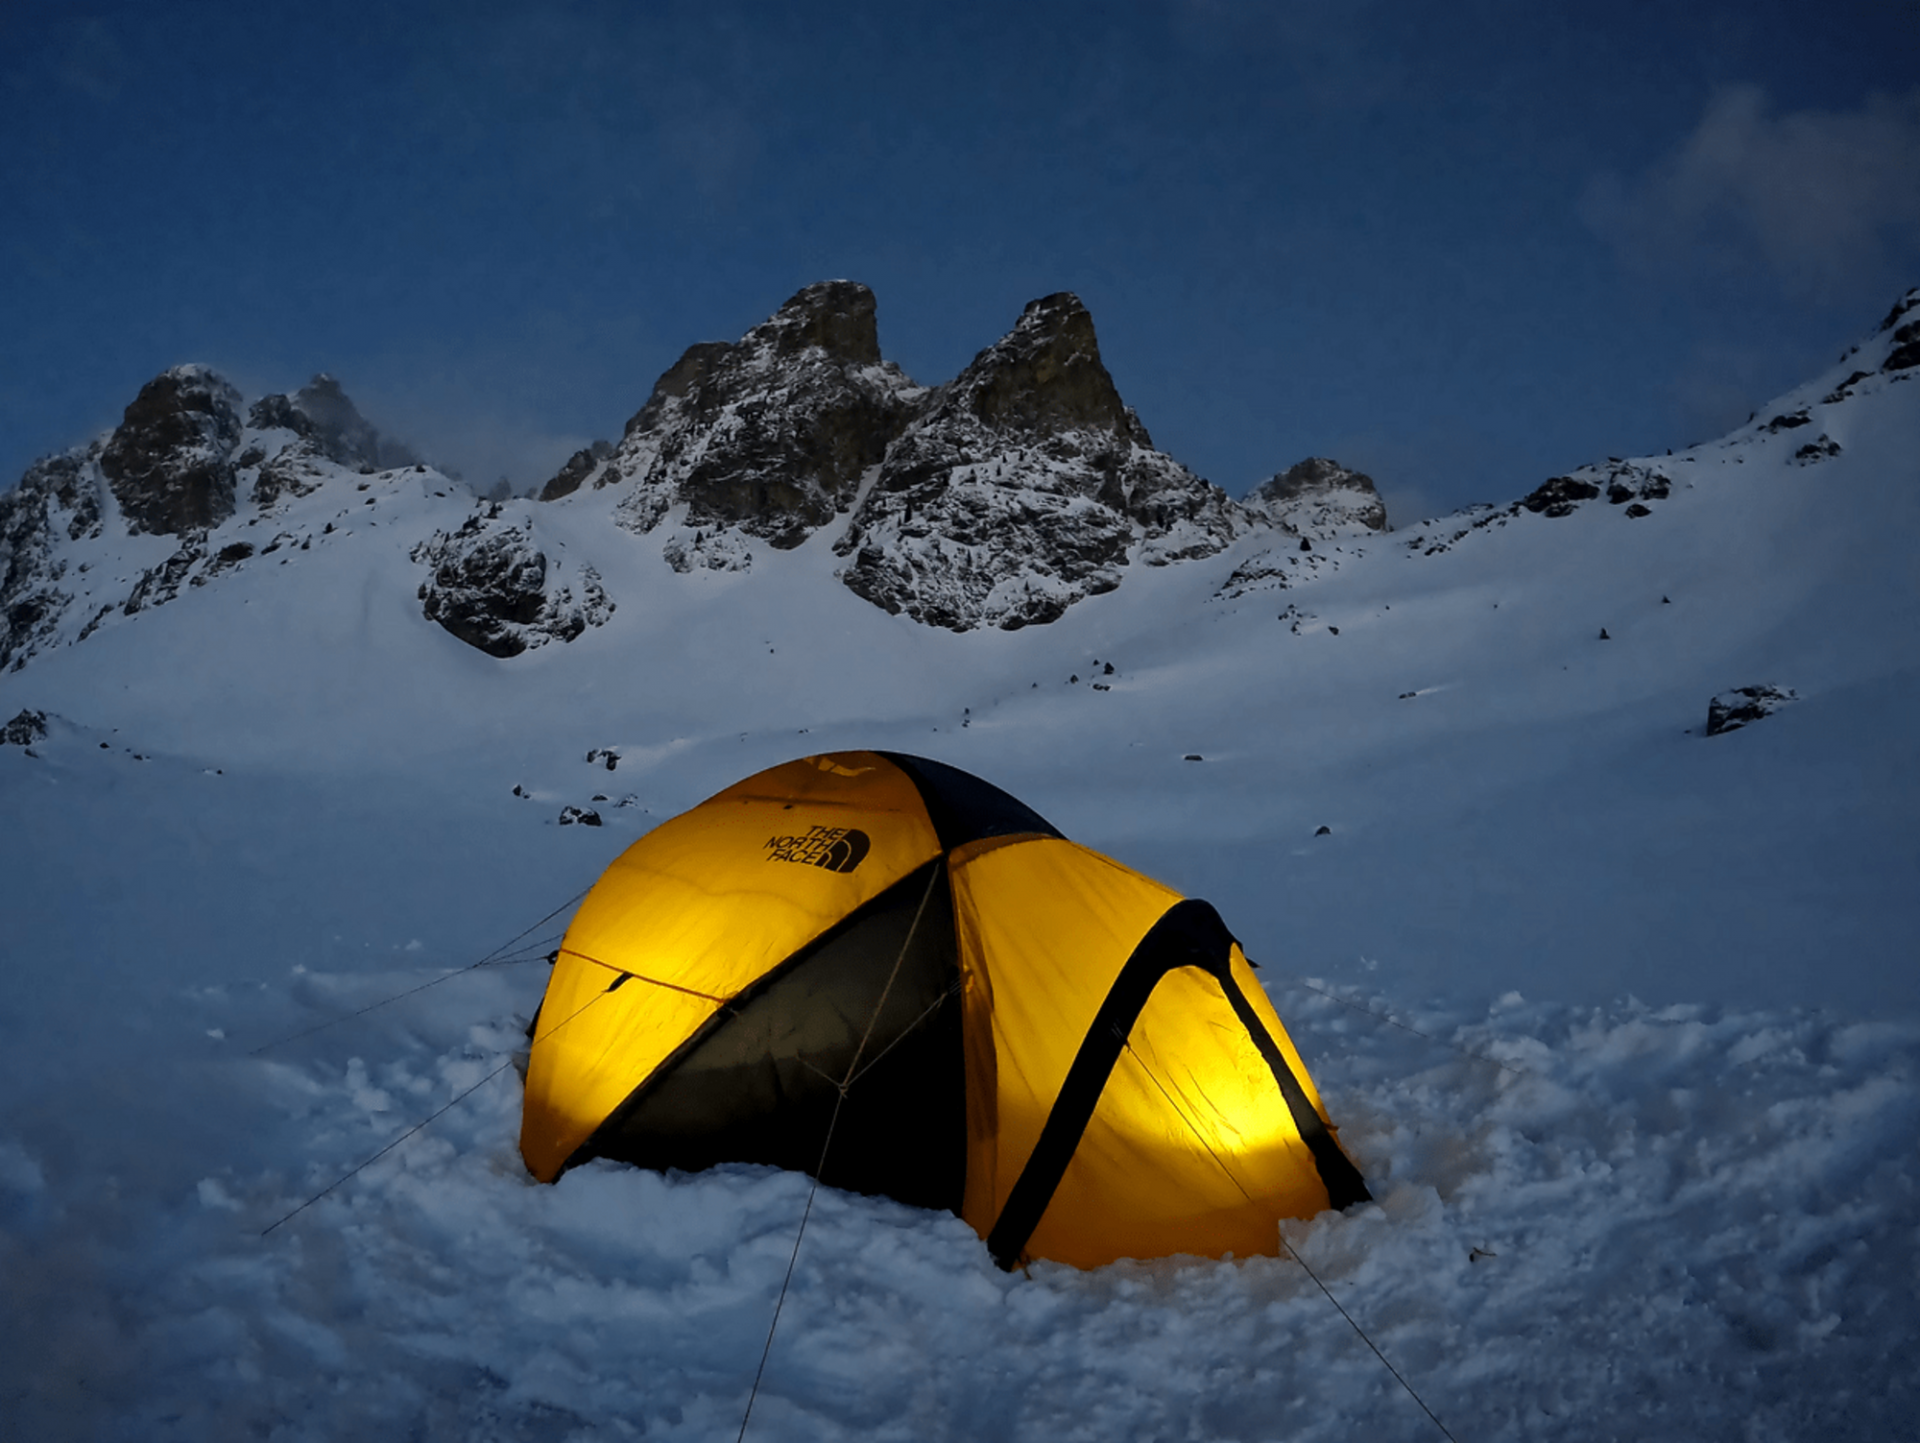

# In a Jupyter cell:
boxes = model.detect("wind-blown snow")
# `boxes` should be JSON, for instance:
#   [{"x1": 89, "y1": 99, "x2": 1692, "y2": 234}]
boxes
[{"x1": 1, "y1": 315, "x2": 1916, "y2": 1440}]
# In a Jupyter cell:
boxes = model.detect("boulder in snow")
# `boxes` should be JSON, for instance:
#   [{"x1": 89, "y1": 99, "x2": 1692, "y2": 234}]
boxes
[
  {"x1": 1705, "y1": 685, "x2": 1799, "y2": 737},
  {"x1": 413, "y1": 510, "x2": 613, "y2": 658}
]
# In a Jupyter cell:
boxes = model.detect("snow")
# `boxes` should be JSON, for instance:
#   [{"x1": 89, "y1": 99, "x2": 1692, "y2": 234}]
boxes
[{"x1": 1, "y1": 331, "x2": 1917, "y2": 1438}]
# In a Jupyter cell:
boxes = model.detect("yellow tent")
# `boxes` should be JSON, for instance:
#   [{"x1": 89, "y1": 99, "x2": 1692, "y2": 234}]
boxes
[{"x1": 520, "y1": 751, "x2": 1367, "y2": 1269}]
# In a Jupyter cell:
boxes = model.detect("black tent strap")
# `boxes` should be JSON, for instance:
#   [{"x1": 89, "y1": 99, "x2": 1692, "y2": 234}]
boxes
[
  {"x1": 1217, "y1": 973, "x2": 1371, "y2": 1210},
  {"x1": 985, "y1": 899, "x2": 1366, "y2": 1269}
]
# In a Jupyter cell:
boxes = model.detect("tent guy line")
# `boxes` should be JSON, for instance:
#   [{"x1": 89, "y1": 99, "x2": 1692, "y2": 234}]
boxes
[
  {"x1": 255, "y1": 964, "x2": 609, "y2": 1238},
  {"x1": 1126, "y1": 1033, "x2": 1462, "y2": 1443},
  {"x1": 257, "y1": 1057, "x2": 516, "y2": 1238},
  {"x1": 244, "y1": 889, "x2": 588, "y2": 1056},
  {"x1": 735, "y1": 862, "x2": 944, "y2": 1443}
]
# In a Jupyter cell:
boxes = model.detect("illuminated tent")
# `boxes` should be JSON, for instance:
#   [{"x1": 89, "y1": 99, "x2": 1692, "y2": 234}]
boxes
[{"x1": 519, "y1": 751, "x2": 1368, "y2": 1269}]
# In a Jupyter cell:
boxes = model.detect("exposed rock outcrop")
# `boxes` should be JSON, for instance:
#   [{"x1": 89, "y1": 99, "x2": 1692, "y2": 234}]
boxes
[
  {"x1": 0, "y1": 448, "x2": 106, "y2": 670},
  {"x1": 1212, "y1": 458, "x2": 1387, "y2": 602},
  {"x1": 1878, "y1": 288, "x2": 1920, "y2": 373},
  {"x1": 1521, "y1": 461, "x2": 1671, "y2": 519},
  {"x1": 587, "y1": 281, "x2": 925, "y2": 565},
  {"x1": 1242, "y1": 458, "x2": 1387, "y2": 533},
  {"x1": 2, "y1": 708, "x2": 49, "y2": 747},
  {"x1": 1705, "y1": 685, "x2": 1798, "y2": 736},
  {"x1": 833, "y1": 293, "x2": 1247, "y2": 630},
  {"x1": 538, "y1": 440, "x2": 614, "y2": 502},
  {"x1": 248, "y1": 374, "x2": 420, "y2": 473},
  {"x1": 99, "y1": 365, "x2": 245, "y2": 535},
  {"x1": 413, "y1": 509, "x2": 613, "y2": 658}
]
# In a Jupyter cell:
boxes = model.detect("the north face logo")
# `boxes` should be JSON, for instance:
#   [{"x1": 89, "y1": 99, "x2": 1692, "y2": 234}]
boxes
[{"x1": 764, "y1": 825, "x2": 871, "y2": 874}]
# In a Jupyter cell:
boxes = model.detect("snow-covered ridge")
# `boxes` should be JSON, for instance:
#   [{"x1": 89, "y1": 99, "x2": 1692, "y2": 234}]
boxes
[
  {"x1": 0, "y1": 367, "x2": 502, "y2": 671},
  {"x1": 1389, "y1": 285, "x2": 1918, "y2": 560},
  {"x1": 4, "y1": 285, "x2": 1915, "y2": 673}
]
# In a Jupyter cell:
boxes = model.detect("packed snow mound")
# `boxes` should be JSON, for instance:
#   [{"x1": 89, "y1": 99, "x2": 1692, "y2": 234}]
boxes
[{"x1": 834, "y1": 292, "x2": 1252, "y2": 630}]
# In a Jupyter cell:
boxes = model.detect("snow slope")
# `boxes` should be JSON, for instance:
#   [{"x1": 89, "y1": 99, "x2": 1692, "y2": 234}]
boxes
[{"x1": 0, "y1": 297, "x2": 1916, "y2": 1440}]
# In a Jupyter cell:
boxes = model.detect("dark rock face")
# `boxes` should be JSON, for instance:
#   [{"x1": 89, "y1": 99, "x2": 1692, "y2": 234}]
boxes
[
  {"x1": 538, "y1": 440, "x2": 614, "y2": 502},
  {"x1": 413, "y1": 509, "x2": 613, "y2": 658},
  {"x1": 122, "y1": 540, "x2": 204, "y2": 615},
  {"x1": 1243, "y1": 458, "x2": 1387, "y2": 532},
  {"x1": 1878, "y1": 289, "x2": 1920, "y2": 372},
  {"x1": 833, "y1": 293, "x2": 1245, "y2": 630},
  {"x1": 0, "y1": 448, "x2": 105, "y2": 670},
  {"x1": 1706, "y1": 685, "x2": 1799, "y2": 736},
  {"x1": 1520, "y1": 462, "x2": 1669, "y2": 520},
  {"x1": 248, "y1": 374, "x2": 417, "y2": 472},
  {"x1": 1521, "y1": 475, "x2": 1603, "y2": 517},
  {"x1": 99, "y1": 366, "x2": 245, "y2": 535},
  {"x1": 2, "y1": 708, "x2": 49, "y2": 747},
  {"x1": 597, "y1": 281, "x2": 924, "y2": 561},
  {"x1": 953, "y1": 292, "x2": 1137, "y2": 437},
  {"x1": 249, "y1": 439, "x2": 332, "y2": 507}
]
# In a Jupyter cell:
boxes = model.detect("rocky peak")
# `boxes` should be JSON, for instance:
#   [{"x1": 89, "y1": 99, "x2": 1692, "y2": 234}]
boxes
[
  {"x1": 1244, "y1": 458, "x2": 1388, "y2": 533},
  {"x1": 98, "y1": 365, "x2": 245, "y2": 535},
  {"x1": 946, "y1": 292, "x2": 1145, "y2": 443},
  {"x1": 248, "y1": 374, "x2": 415, "y2": 472},
  {"x1": 832, "y1": 294, "x2": 1246, "y2": 631},
  {"x1": 616, "y1": 342, "x2": 738, "y2": 444},
  {"x1": 749, "y1": 279, "x2": 884, "y2": 366},
  {"x1": 578, "y1": 281, "x2": 924, "y2": 559}
]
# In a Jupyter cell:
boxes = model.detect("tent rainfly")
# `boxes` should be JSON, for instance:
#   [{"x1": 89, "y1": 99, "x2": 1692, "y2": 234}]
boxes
[{"x1": 519, "y1": 751, "x2": 1368, "y2": 1269}]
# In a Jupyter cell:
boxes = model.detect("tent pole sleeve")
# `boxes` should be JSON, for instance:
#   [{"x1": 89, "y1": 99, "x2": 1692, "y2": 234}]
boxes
[
  {"x1": 984, "y1": 899, "x2": 1232, "y2": 1270},
  {"x1": 1215, "y1": 973, "x2": 1371, "y2": 1210}
]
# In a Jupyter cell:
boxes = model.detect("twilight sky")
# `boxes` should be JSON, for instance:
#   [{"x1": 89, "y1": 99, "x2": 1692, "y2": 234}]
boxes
[{"x1": 4, "y1": 0, "x2": 1916, "y2": 524}]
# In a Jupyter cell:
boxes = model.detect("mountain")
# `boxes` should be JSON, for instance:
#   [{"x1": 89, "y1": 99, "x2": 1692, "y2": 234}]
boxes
[
  {"x1": 1, "y1": 282, "x2": 1397, "y2": 667},
  {"x1": 0, "y1": 285, "x2": 1916, "y2": 1442},
  {"x1": 0, "y1": 364, "x2": 442, "y2": 671}
]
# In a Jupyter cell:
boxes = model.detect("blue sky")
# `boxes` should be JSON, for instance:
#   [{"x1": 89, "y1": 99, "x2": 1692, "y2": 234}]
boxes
[{"x1": 4, "y1": 0, "x2": 1916, "y2": 522}]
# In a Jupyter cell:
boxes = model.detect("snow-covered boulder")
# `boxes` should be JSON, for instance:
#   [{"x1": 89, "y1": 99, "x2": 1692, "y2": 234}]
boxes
[
  {"x1": 413, "y1": 508, "x2": 612, "y2": 658},
  {"x1": 1, "y1": 708, "x2": 48, "y2": 747},
  {"x1": 1706, "y1": 685, "x2": 1799, "y2": 736}
]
